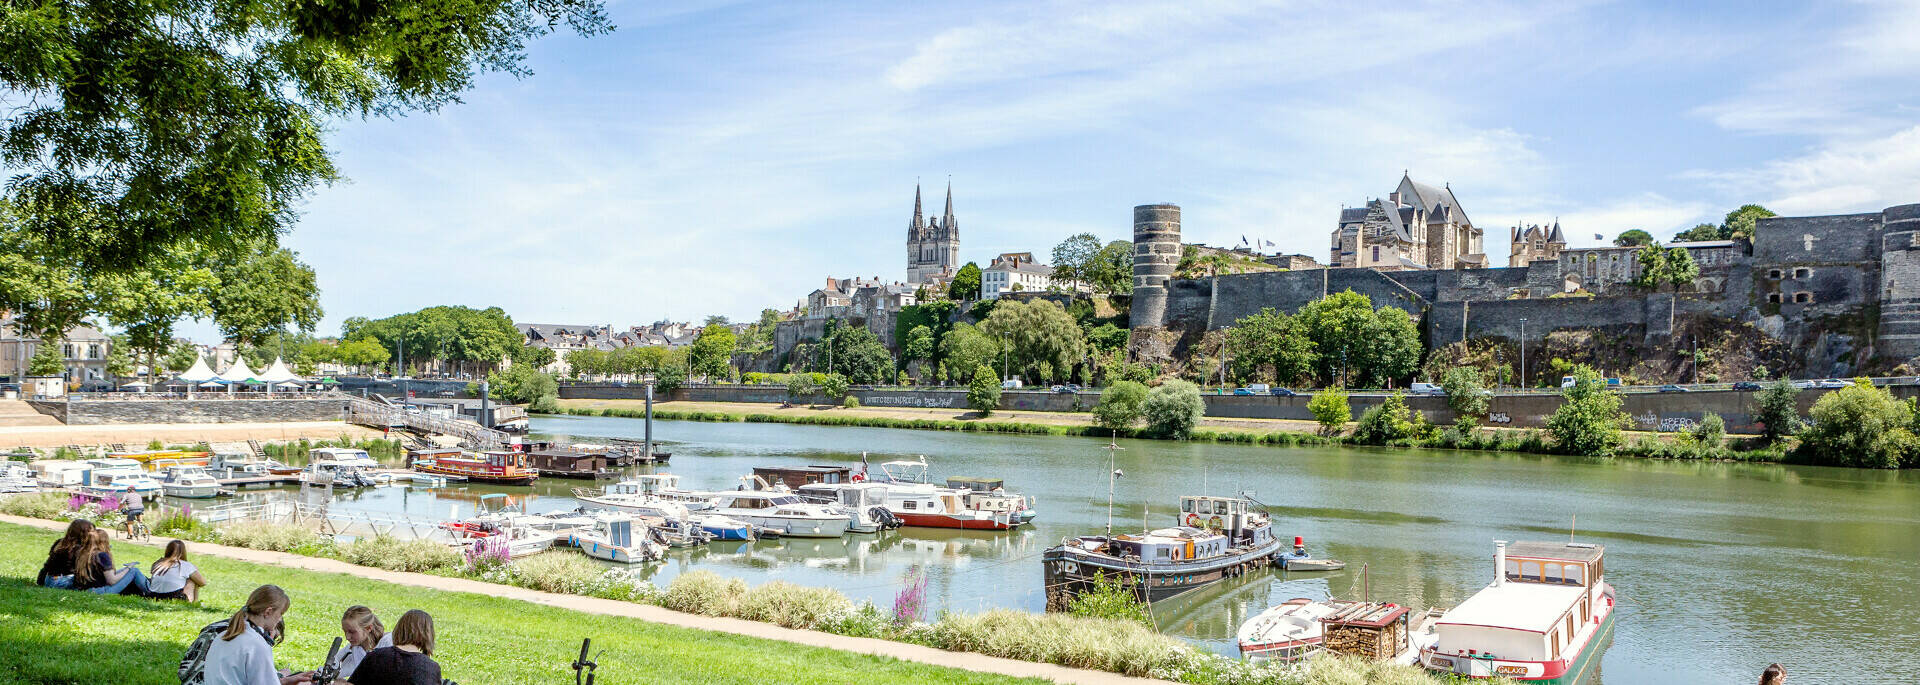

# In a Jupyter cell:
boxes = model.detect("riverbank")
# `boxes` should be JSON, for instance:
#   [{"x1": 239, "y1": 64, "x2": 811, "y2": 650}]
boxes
[
  {"x1": 0, "y1": 419, "x2": 386, "y2": 450},
  {"x1": 554, "y1": 398, "x2": 1781, "y2": 463}
]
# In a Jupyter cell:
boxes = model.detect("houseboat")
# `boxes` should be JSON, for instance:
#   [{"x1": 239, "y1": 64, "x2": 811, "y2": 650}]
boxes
[
  {"x1": 1042, "y1": 495, "x2": 1283, "y2": 610},
  {"x1": 751, "y1": 465, "x2": 855, "y2": 491},
  {"x1": 527, "y1": 449, "x2": 616, "y2": 480},
  {"x1": 1419, "y1": 541, "x2": 1617, "y2": 683},
  {"x1": 708, "y1": 488, "x2": 851, "y2": 538},
  {"x1": 412, "y1": 450, "x2": 538, "y2": 485},
  {"x1": 156, "y1": 464, "x2": 223, "y2": 498},
  {"x1": 868, "y1": 458, "x2": 1024, "y2": 530}
]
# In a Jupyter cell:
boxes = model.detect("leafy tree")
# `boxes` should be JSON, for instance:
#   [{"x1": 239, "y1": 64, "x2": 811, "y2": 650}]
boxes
[
  {"x1": 1613, "y1": 230, "x2": 1653, "y2": 247},
  {"x1": 938, "y1": 324, "x2": 999, "y2": 381},
  {"x1": 1546, "y1": 366, "x2": 1631, "y2": 456},
  {"x1": 704, "y1": 315, "x2": 731, "y2": 326},
  {"x1": 1296, "y1": 291, "x2": 1376, "y2": 386},
  {"x1": 105, "y1": 335, "x2": 136, "y2": 379},
  {"x1": 966, "y1": 364, "x2": 1001, "y2": 416},
  {"x1": 1755, "y1": 379, "x2": 1802, "y2": 444},
  {"x1": 1358, "y1": 306, "x2": 1422, "y2": 387},
  {"x1": 820, "y1": 374, "x2": 850, "y2": 401},
  {"x1": 816, "y1": 326, "x2": 894, "y2": 385},
  {"x1": 480, "y1": 363, "x2": 558, "y2": 409},
  {"x1": 26, "y1": 343, "x2": 62, "y2": 377},
  {"x1": 1143, "y1": 380, "x2": 1205, "y2": 438},
  {"x1": 162, "y1": 342, "x2": 201, "y2": 375},
  {"x1": 208, "y1": 242, "x2": 323, "y2": 346},
  {"x1": 786, "y1": 374, "x2": 815, "y2": 401},
  {"x1": 1050, "y1": 233, "x2": 1104, "y2": 290},
  {"x1": 512, "y1": 344, "x2": 558, "y2": 370},
  {"x1": 735, "y1": 309, "x2": 780, "y2": 359},
  {"x1": 1676, "y1": 223, "x2": 1719, "y2": 241},
  {"x1": 1225, "y1": 308, "x2": 1316, "y2": 386},
  {"x1": 1353, "y1": 393, "x2": 1432, "y2": 444},
  {"x1": 1308, "y1": 388, "x2": 1351, "y2": 435},
  {"x1": 1440, "y1": 367, "x2": 1490, "y2": 425},
  {"x1": 1722, "y1": 204, "x2": 1776, "y2": 240},
  {"x1": 948, "y1": 262, "x2": 983, "y2": 300},
  {"x1": 343, "y1": 306, "x2": 519, "y2": 376},
  {"x1": 1632, "y1": 243, "x2": 1699, "y2": 292},
  {"x1": 1688, "y1": 412, "x2": 1726, "y2": 450},
  {"x1": 980, "y1": 299, "x2": 1087, "y2": 385},
  {"x1": 1087, "y1": 241, "x2": 1135, "y2": 295},
  {"x1": 904, "y1": 326, "x2": 936, "y2": 364},
  {"x1": 688, "y1": 324, "x2": 737, "y2": 381},
  {"x1": 0, "y1": 0, "x2": 611, "y2": 272},
  {"x1": 1085, "y1": 323, "x2": 1129, "y2": 354},
  {"x1": 1797, "y1": 379, "x2": 1915, "y2": 468},
  {"x1": 566, "y1": 348, "x2": 609, "y2": 379}
]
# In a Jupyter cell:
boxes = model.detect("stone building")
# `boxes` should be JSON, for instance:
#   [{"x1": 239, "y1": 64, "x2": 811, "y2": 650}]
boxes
[
  {"x1": 981, "y1": 252, "x2": 1055, "y2": 299},
  {"x1": 1329, "y1": 173, "x2": 1487, "y2": 270},
  {"x1": 0, "y1": 316, "x2": 113, "y2": 383},
  {"x1": 1508, "y1": 221, "x2": 1567, "y2": 266},
  {"x1": 906, "y1": 183, "x2": 961, "y2": 285}
]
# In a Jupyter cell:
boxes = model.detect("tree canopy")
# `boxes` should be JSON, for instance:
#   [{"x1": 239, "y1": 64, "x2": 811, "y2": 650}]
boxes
[
  {"x1": 342, "y1": 306, "x2": 519, "y2": 373},
  {"x1": 688, "y1": 324, "x2": 737, "y2": 380},
  {"x1": 1613, "y1": 230, "x2": 1653, "y2": 247},
  {"x1": 948, "y1": 262, "x2": 982, "y2": 300},
  {"x1": 1632, "y1": 243, "x2": 1700, "y2": 292},
  {"x1": 979, "y1": 299, "x2": 1087, "y2": 385},
  {"x1": 937, "y1": 323, "x2": 999, "y2": 382},
  {"x1": 1088, "y1": 241, "x2": 1135, "y2": 295},
  {"x1": 1722, "y1": 204, "x2": 1776, "y2": 240},
  {"x1": 1050, "y1": 233, "x2": 1104, "y2": 291}
]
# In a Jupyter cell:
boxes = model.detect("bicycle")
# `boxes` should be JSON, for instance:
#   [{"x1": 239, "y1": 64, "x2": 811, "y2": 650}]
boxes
[
  {"x1": 573, "y1": 637, "x2": 598, "y2": 685},
  {"x1": 123, "y1": 514, "x2": 150, "y2": 541}
]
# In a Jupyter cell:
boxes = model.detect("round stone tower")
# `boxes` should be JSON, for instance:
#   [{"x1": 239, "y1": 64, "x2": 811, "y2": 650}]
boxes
[{"x1": 1130, "y1": 203, "x2": 1181, "y2": 329}]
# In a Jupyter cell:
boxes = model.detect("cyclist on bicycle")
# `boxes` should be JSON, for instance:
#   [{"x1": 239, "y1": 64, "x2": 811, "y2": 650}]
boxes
[{"x1": 120, "y1": 486, "x2": 145, "y2": 538}]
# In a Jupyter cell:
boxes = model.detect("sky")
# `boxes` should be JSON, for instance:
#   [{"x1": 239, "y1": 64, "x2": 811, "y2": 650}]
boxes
[{"x1": 182, "y1": 0, "x2": 1920, "y2": 342}]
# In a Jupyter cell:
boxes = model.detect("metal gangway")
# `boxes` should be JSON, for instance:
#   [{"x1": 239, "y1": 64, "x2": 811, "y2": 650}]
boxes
[{"x1": 338, "y1": 393, "x2": 509, "y2": 449}]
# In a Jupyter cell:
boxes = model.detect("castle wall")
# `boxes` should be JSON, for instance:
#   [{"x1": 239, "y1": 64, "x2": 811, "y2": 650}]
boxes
[{"x1": 1875, "y1": 205, "x2": 1920, "y2": 360}]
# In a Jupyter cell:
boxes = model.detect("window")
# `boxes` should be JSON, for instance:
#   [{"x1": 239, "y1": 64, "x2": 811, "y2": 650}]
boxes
[
  {"x1": 1794, "y1": 267, "x2": 1812, "y2": 279},
  {"x1": 1768, "y1": 269, "x2": 1782, "y2": 279},
  {"x1": 1767, "y1": 293, "x2": 1782, "y2": 304},
  {"x1": 1520, "y1": 561, "x2": 1542, "y2": 581},
  {"x1": 1371, "y1": 246, "x2": 1380, "y2": 262},
  {"x1": 1182, "y1": 500, "x2": 1194, "y2": 513},
  {"x1": 902, "y1": 501, "x2": 917, "y2": 510},
  {"x1": 87, "y1": 344, "x2": 101, "y2": 359},
  {"x1": 1794, "y1": 292, "x2": 1813, "y2": 303}
]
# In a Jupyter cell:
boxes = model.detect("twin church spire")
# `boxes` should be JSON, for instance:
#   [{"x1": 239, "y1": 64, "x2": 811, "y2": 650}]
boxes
[
  {"x1": 909, "y1": 181, "x2": 957, "y2": 237},
  {"x1": 906, "y1": 180, "x2": 960, "y2": 284}
]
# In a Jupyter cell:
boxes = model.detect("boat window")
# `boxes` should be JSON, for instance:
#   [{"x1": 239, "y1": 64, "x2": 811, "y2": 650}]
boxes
[
  {"x1": 1505, "y1": 559, "x2": 1521, "y2": 579},
  {"x1": 1157, "y1": 548, "x2": 1170, "y2": 559},
  {"x1": 770, "y1": 496, "x2": 800, "y2": 505},
  {"x1": 903, "y1": 501, "x2": 917, "y2": 510},
  {"x1": 1544, "y1": 563, "x2": 1565, "y2": 583},
  {"x1": 1520, "y1": 561, "x2": 1542, "y2": 581},
  {"x1": 1565, "y1": 564, "x2": 1585, "y2": 586},
  {"x1": 1549, "y1": 629, "x2": 1559, "y2": 658},
  {"x1": 1565, "y1": 614, "x2": 1575, "y2": 639}
]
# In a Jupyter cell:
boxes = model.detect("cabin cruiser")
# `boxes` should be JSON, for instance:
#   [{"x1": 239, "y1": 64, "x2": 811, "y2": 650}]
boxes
[
  {"x1": 310, "y1": 447, "x2": 381, "y2": 469},
  {"x1": 567, "y1": 515, "x2": 667, "y2": 564},
  {"x1": 868, "y1": 457, "x2": 1029, "y2": 530},
  {"x1": 300, "y1": 456, "x2": 383, "y2": 488},
  {"x1": 1042, "y1": 495, "x2": 1282, "y2": 610},
  {"x1": 1420, "y1": 541, "x2": 1616, "y2": 682},
  {"x1": 207, "y1": 453, "x2": 277, "y2": 478},
  {"x1": 708, "y1": 484, "x2": 851, "y2": 538},
  {"x1": 78, "y1": 459, "x2": 164, "y2": 497},
  {"x1": 0, "y1": 463, "x2": 39, "y2": 493},
  {"x1": 795, "y1": 482, "x2": 901, "y2": 533},
  {"x1": 444, "y1": 520, "x2": 558, "y2": 559},
  {"x1": 156, "y1": 464, "x2": 223, "y2": 498},
  {"x1": 945, "y1": 476, "x2": 1036, "y2": 526},
  {"x1": 573, "y1": 477, "x2": 755, "y2": 541}
]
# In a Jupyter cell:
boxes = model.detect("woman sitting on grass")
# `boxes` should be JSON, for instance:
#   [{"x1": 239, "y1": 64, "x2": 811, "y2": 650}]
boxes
[
  {"x1": 348, "y1": 609, "x2": 440, "y2": 685},
  {"x1": 35, "y1": 519, "x2": 93, "y2": 589},
  {"x1": 145, "y1": 539, "x2": 209, "y2": 601},
  {"x1": 191, "y1": 584, "x2": 314, "y2": 685},
  {"x1": 72, "y1": 529, "x2": 150, "y2": 595},
  {"x1": 330, "y1": 606, "x2": 392, "y2": 680}
]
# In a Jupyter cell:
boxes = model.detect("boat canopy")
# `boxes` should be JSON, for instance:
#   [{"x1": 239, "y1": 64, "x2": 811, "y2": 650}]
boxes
[{"x1": 946, "y1": 476, "x2": 1004, "y2": 491}]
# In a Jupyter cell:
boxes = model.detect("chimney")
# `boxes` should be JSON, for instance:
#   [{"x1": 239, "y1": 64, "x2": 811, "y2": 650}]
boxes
[{"x1": 1494, "y1": 540, "x2": 1508, "y2": 586}]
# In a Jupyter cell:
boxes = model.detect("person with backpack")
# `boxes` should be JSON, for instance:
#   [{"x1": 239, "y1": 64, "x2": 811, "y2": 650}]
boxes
[{"x1": 180, "y1": 585, "x2": 314, "y2": 685}]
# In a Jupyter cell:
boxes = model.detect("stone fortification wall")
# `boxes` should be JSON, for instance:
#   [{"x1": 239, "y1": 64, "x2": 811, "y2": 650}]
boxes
[
  {"x1": 59, "y1": 398, "x2": 347, "y2": 425},
  {"x1": 1875, "y1": 205, "x2": 1920, "y2": 360},
  {"x1": 562, "y1": 384, "x2": 1098, "y2": 412}
]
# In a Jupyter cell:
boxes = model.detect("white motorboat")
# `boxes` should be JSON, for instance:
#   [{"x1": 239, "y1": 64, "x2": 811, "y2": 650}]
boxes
[
  {"x1": 567, "y1": 515, "x2": 666, "y2": 564},
  {"x1": 1238, "y1": 598, "x2": 1339, "y2": 662},
  {"x1": 0, "y1": 463, "x2": 39, "y2": 493},
  {"x1": 157, "y1": 464, "x2": 223, "y2": 498},
  {"x1": 300, "y1": 457, "x2": 382, "y2": 488},
  {"x1": 795, "y1": 482, "x2": 901, "y2": 533},
  {"x1": 709, "y1": 484, "x2": 851, "y2": 538},
  {"x1": 575, "y1": 476, "x2": 755, "y2": 541},
  {"x1": 207, "y1": 453, "x2": 273, "y2": 478},
  {"x1": 78, "y1": 459, "x2": 163, "y2": 497},
  {"x1": 869, "y1": 457, "x2": 1021, "y2": 530},
  {"x1": 450, "y1": 524, "x2": 558, "y2": 559}
]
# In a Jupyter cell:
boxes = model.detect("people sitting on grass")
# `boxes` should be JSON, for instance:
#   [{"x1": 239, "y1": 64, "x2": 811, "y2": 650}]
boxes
[
  {"x1": 36, "y1": 519, "x2": 93, "y2": 589},
  {"x1": 330, "y1": 606, "x2": 392, "y2": 681},
  {"x1": 121, "y1": 485, "x2": 145, "y2": 538},
  {"x1": 182, "y1": 584, "x2": 315, "y2": 685},
  {"x1": 347, "y1": 609, "x2": 440, "y2": 685},
  {"x1": 73, "y1": 529, "x2": 150, "y2": 595},
  {"x1": 146, "y1": 539, "x2": 209, "y2": 601}
]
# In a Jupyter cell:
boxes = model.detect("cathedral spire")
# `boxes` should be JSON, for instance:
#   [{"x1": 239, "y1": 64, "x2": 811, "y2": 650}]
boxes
[
  {"x1": 911, "y1": 183, "x2": 925, "y2": 230},
  {"x1": 942, "y1": 179, "x2": 956, "y2": 235}
]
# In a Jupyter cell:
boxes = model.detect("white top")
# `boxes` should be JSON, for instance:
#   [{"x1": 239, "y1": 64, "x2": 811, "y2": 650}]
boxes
[
  {"x1": 334, "y1": 632, "x2": 394, "y2": 679},
  {"x1": 1436, "y1": 582, "x2": 1587, "y2": 634},
  {"x1": 148, "y1": 560, "x2": 197, "y2": 593},
  {"x1": 199, "y1": 625, "x2": 279, "y2": 685}
]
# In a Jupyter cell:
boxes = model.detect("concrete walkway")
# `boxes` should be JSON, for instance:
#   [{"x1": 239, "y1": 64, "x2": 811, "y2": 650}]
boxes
[
  {"x1": 0, "y1": 400, "x2": 62, "y2": 428},
  {"x1": 0, "y1": 420, "x2": 384, "y2": 449},
  {"x1": 0, "y1": 513, "x2": 1172, "y2": 685}
]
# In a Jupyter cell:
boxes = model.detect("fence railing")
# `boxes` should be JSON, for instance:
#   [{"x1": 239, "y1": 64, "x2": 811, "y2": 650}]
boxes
[
  {"x1": 193, "y1": 498, "x2": 457, "y2": 542},
  {"x1": 64, "y1": 391, "x2": 342, "y2": 401}
]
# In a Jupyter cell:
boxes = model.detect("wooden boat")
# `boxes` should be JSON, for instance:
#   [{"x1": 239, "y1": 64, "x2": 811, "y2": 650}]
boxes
[
  {"x1": 1419, "y1": 541, "x2": 1617, "y2": 683},
  {"x1": 412, "y1": 450, "x2": 537, "y2": 485},
  {"x1": 527, "y1": 449, "x2": 616, "y2": 480},
  {"x1": 1042, "y1": 495, "x2": 1283, "y2": 610}
]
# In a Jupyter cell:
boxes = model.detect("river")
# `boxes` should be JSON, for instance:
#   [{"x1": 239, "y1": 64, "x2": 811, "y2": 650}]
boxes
[{"x1": 223, "y1": 414, "x2": 1920, "y2": 684}]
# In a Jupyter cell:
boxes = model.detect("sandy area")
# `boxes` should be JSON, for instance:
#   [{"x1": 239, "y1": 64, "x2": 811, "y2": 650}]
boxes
[{"x1": 0, "y1": 421, "x2": 385, "y2": 450}]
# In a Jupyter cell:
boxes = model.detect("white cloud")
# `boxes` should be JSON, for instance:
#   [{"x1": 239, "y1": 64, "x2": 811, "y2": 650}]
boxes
[{"x1": 1683, "y1": 125, "x2": 1920, "y2": 215}]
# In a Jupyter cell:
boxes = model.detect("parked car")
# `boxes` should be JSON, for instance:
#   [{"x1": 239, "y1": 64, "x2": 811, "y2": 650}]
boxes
[
  {"x1": 1232, "y1": 387, "x2": 1254, "y2": 396},
  {"x1": 1268, "y1": 387, "x2": 1301, "y2": 397},
  {"x1": 1410, "y1": 382, "x2": 1444, "y2": 395},
  {"x1": 1732, "y1": 381, "x2": 1763, "y2": 391},
  {"x1": 1054, "y1": 385, "x2": 1076, "y2": 394},
  {"x1": 1065, "y1": 384, "x2": 1082, "y2": 393},
  {"x1": 1816, "y1": 378, "x2": 1849, "y2": 389},
  {"x1": 1657, "y1": 384, "x2": 1690, "y2": 393},
  {"x1": 1001, "y1": 378, "x2": 1023, "y2": 389},
  {"x1": 1244, "y1": 383, "x2": 1270, "y2": 394},
  {"x1": 1791, "y1": 380, "x2": 1816, "y2": 389},
  {"x1": 434, "y1": 390, "x2": 456, "y2": 397}
]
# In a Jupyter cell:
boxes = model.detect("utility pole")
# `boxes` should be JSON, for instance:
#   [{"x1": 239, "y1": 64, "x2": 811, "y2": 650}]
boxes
[{"x1": 1105, "y1": 439, "x2": 1125, "y2": 536}]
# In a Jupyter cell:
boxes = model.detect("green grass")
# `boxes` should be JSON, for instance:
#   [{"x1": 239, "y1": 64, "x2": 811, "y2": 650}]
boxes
[{"x1": 0, "y1": 522, "x2": 1041, "y2": 685}]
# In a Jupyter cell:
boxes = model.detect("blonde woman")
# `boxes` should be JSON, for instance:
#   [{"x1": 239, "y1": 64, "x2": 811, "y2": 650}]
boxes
[
  {"x1": 331, "y1": 606, "x2": 392, "y2": 680},
  {"x1": 72, "y1": 529, "x2": 149, "y2": 595},
  {"x1": 347, "y1": 609, "x2": 440, "y2": 685},
  {"x1": 146, "y1": 540, "x2": 210, "y2": 601},
  {"x1": 192, "y1": 585, "x2": 313, "y2": 685}
]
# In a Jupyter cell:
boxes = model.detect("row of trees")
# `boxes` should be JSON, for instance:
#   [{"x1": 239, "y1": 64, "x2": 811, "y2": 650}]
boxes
[
  {"x1": 340, "y1": 306, "x2": 522, "y2": 377},
  {"x1": 895, "y1": 298, "x2": 1140, "y2": 387},
  {"x1": 1221, "y1": 291, "x2": 1422, "y2": 388}
]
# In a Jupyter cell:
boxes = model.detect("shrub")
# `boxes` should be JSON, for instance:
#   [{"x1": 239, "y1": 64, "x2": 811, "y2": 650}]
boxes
[
  {"x1": 463, "y1": 536, "x2": 511, "y2": 573},
  {"x1": 341, "y1": 536, "x2": 461, "y2": 573},
  {"x1": 1441, "y1": 367, "x2": 1489, "y2": 426},
  {"x1": 1797, "y1": 379, "x2": 1916, "y2": 468},
  {"x1": 152, "y1": 507, "x2": 213, "y2": 540},
  {"x1": 821, "y1": 374, "x2": 850, "y2": 400},
  {"x1": 841, "y1": 395, "x2": 861, "y2": 408},
  {"x1": 737, "y1": 580, "x2": 851, "y2": 629},
  {"x1": 1091, "y1": 381, "x2": 1148, "y2": 434},
  {"x1": 0, "y1": 492, "x2": 68, "y2": 519},
  {"x1": 662, "y1": 570, "x2": 748, "y2": 616},
  {"x1": 1065, "y1": 572, "x2": 1152, "y2": 629},
  {"x1": 1307, "y1": 387, "x2": 1350, "y2": 435},
  {"x1": 511, "y1": 552, "x2": 615, "y2": 594},
  {"x1": 928, "y1": 609, "x2": 1186, "y2": 677},
  {"x1": 215, "y1": 521, "x2": 324, "y2": 552},
  {"x1": 1352, "y1": 393, "x2": 1426, "y2": 445},
  {"x1": 1688, "y1": 412, "x2": 1726, "y2": 449},
  {"x1": 1546, "y1": 365, "x2": 1631, "y2": 456},
  {"x1": 786, "y1": 374, "x2": 814, "y2": 402},
  {"x1": 1143, "y1": 380, "x2": 1204, "y2": 438},
  {"x1": 966, "y1": 364, "x2": 1001, "y2": 416},
  {"x1": 1755, "y1": 378, "x2": 1802, "y2": 443},
  {"x1": 816, "y1": 602, "x2": 892, "y2": 639}
]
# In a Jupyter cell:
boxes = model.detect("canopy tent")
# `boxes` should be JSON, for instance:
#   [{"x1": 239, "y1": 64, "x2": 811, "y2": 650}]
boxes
[
  {"x1": 198, "y1": 380, "x2": 225, "y2": 388},
  {"x1": 257, "y1": 358, "x2": 306, "y2": 384},
  {"x1": 214, "y1": 357, "x2": 261, "y2": 384},
  {"x1": 174, "y1": 354, "x2": 218, "y2": 383},
  {"x1": 120, "y1": 381, "x2": 151, "y2": 392}
]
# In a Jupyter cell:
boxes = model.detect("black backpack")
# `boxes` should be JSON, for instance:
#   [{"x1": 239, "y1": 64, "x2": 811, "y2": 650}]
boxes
[{"x1": 178, "y1": 620, "x2": 229, "y2": 683}]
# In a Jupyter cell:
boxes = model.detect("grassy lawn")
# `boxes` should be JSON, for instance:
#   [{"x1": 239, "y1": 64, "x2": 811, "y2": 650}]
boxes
[{"x1": 0, "y1": 522, "x2": 1045, "y2": 685}]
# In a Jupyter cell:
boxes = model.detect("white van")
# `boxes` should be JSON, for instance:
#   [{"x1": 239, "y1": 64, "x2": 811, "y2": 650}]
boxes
[
  {"x1": 1410, "y1": 382, "x2": 1443, "y2": 395},
  {"x1": 1245, "y1": 383, "x2": 1271, "y2": 394},
  {"x1": 1000, "y1": 378, "x2": 1023, "y2": 389}
]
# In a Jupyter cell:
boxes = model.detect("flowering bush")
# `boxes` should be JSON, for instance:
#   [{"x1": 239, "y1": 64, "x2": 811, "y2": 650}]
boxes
[
  {"x1": 463, "y1": 536, "x2": 511, "y2": 573},
  {"x1": 892, "y1": 564, "x2": 926, "y2": 626}
]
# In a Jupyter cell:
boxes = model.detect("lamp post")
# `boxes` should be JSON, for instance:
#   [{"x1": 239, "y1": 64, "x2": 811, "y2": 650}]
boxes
[
  {"x1": 1519, "y1": 318, "x2": 1528, "y2": 389},
  {"x1": 1104, "y1": 439, "x2": 1125, "y2": 536}
]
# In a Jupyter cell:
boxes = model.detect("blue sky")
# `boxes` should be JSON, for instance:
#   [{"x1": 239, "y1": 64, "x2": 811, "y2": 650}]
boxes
[{"x1": 184, "y1": 0, "x2": 1920, "y2": 341}]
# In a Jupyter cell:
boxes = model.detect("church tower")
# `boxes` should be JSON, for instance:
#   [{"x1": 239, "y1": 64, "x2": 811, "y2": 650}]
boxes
[{"x1": 907, "y1": 182, "x2": 961, "y2": 284}]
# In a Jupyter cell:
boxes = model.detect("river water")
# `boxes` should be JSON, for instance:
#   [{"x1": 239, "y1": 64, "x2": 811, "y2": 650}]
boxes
[{"x1": 220, "y1": 414, "x2": 1920, "y2": 684}]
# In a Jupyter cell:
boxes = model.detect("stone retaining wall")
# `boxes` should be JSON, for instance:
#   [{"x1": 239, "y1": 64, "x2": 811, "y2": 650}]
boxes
[{"x1": 59, "y1": 398, "x2": 349, "y2": 425}]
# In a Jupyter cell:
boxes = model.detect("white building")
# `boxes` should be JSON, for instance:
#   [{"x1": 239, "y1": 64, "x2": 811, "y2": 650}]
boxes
[{"x1": 981, "y1": 253, "x2": 1056, "y2": 299}]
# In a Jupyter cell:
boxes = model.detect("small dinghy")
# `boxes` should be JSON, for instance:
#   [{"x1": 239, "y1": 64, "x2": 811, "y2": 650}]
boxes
[{"x1": 1277, "y1": 536, "x2": 1346, "y2": 571}]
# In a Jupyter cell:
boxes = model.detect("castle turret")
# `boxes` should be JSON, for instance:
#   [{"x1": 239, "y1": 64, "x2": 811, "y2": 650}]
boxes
[{"x1": 1130, "y1": 204, "x2": 1181, "y2": 330}]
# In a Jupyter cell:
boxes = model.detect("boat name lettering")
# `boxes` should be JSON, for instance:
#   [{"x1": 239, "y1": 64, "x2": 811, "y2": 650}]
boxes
[{"x1": 1496, "y1": 665, "x2": 1527, "y2": 676}]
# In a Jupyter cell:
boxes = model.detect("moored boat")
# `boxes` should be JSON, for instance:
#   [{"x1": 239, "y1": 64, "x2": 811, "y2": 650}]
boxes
[
  {"x1": 1276, "y1": 537, "x2": 1346, "y2": 571},
  {"x1": 708, "y1": 488, "x2": 850, "y2": 538},
  {"x1": 572, "y1": 478, "x2": 754, "y2": 541},
  {"x1": 1419, "y1": 541, "x2": 1617, "y2": 683},
  {"x1": 528, "y1": 448, "x2": 617, "y2": 480},
  {"x1": 157, "y1": 464, "x2": 223, "y2": 498},
  {"x1": 1238, "y1": 597, "x2": 1339, "y2": 661},
  {"x1": 412, "y1": 450, "x2": 538, "y2": 485},
  {"x1": 79, "y1": 459, "x2": 164, "y2": 497},
  {"x1": 795, "y1": 482, "x2": 901, "y2": 533},
  {"x1": 1042, "y1": 495, "x2": 1283, "y2": 610},
  {"x1": 869, "y1": 459, "x2": 1019, "y2": 530},
  {"x1": 567, "y1": 515, "x2": 667, "y2": 563}
]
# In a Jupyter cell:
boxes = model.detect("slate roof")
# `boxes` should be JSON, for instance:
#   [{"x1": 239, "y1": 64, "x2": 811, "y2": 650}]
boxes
[{"x1": 1339, "y1": 207, "x2": 1369, "y2": 224}]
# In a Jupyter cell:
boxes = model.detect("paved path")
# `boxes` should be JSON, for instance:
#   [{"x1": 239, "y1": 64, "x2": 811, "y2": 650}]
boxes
[
  {"x1": 0, "y1": 420, "x2": 384, "y2": 449},
  {"x1": 0, "y1": 513, "x2": 1172, "y2": 685}
]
